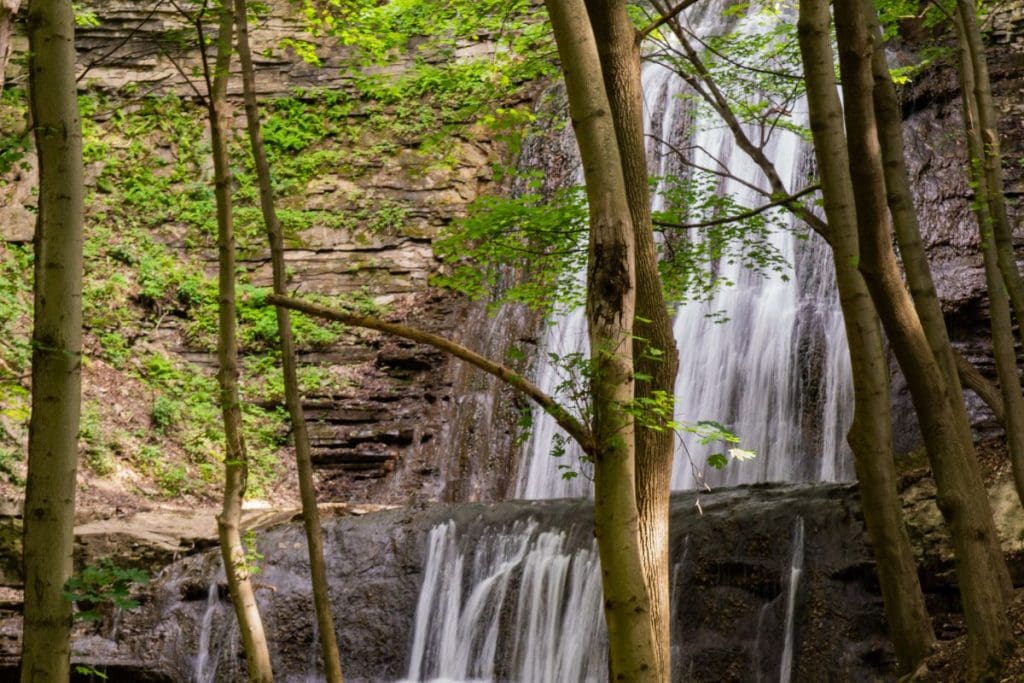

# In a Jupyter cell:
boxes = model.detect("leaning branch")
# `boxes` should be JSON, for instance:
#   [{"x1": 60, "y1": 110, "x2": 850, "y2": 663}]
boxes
[
  {"x1": 265, "y1": 294, "x2": 596, "y2": 455},
  {"x1": 954, "y1": 349, "x2": 1006, "y2": 426},
  {"x1": 636, "y1": 0, "x2": 701, "y2": 42},
  {"x1": 654, "y1": 184, "x2": 821, "y2": 231}
]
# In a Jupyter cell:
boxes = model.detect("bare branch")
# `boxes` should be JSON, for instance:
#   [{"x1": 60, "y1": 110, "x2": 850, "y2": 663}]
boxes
[
  {"x1": 954, "y1": 350, "x2": 1006, "y2": 426},
  {"x1": 637, "y1": 0, "x2": 702, "y2": 42},
  {"x1": 77, "y1": 1, "x2": 164, "y2": 84},
  {"x1": 265, "y1": 293, "x2": 597, "y2": 455}
]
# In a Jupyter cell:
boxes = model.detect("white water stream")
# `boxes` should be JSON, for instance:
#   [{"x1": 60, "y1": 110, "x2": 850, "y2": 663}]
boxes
[
  {"x1": 406, "y1": 3, "x2": 846, "y2": 681},
  {"x1": 193, "y1": 583, "x2": 222, "y2": 683},
  {"x1": 403, "y1": 520, "x2": 605, "y2": 682},
  {"x1": 779, "y1": 517, "x2": 806, "y2": 683},
  {"x1": 516, "y1": 6, "x2": 853, "y2": 499}
]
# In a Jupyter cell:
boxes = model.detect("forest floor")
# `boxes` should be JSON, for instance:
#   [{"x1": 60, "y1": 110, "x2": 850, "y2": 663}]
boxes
[
  {"x1": 914, "y1": 588, "x2": 1024, "y2": 681},
  {"x1": 899, "y1": 437, "x2": 1024, "y2": 682}
]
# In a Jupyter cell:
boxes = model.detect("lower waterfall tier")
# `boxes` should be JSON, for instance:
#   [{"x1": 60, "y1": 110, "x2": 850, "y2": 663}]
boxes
[{"x1": 33, "y1": 484, "x2": 895, "y2": 682}]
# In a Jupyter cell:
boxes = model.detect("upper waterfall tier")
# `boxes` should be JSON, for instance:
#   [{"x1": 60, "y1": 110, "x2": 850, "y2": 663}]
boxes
[{"x1": 516, "y1": 9, "x2": 854, "y2": 500}]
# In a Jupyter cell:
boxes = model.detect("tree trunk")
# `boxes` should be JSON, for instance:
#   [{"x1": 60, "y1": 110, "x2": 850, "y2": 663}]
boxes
[
  {"x1": 544, "y1": 0, "x2": 659, "y2": 678},
  {"x1": 796, "y1": 1, "x2": 934, "y2": 672},
  {"x1": 207, "y1": 3, "x2": 274, "y2": 680},
  {"x1": 584, "y1": 0, "x2": 678, "y2": 671},
  {"x1": 832, "y1": 0, "x2": 1012, "y2": 677},
  {"x1": 233, "y1": 2, "x2": 344, "y2": 679},
  {"x1": 954, "y1": 14, "x2": 1024, "y2": 508},
  {"x1": 866, "y1": 0, "x2": 1015, "y2": 595},
  {"x1": 0, "y1": 0, "x2": 20, "y2": 89},
  {"x1": 955, "y1": 0, "x2": 1024, "y2": 326},
  {"x1": 863, "y1": 0, "x2": 962, "y2": 399},
  {"x1": 20, "y1": 0, "x2": 84, "y2": 679}
]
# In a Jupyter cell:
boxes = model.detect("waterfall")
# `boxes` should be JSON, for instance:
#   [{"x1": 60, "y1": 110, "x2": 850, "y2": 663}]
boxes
[
  {"x1": 193, "y1": 583, "x2": 222, "y2": 683},
  {"x1": 779, "y1": 517, "x2": 806, "y2": 683},
  {"x1": 403, "y1": 519, "x2": 605, "y2": 682},
  {"x1": 517, "y1": 2, "x2": 853, "y2": 499}
]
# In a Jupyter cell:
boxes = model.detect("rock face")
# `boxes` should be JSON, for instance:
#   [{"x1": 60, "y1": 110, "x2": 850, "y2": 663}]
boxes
[
  {"x1": 30, "y1": 484, "x2": 894, "y2": 682},
  {"x1": 894, "y1": 5, "x2": 1024, "y2": 450},
  {"x1": 2, "y1": 0, "x2": 538, "y2": 505}
]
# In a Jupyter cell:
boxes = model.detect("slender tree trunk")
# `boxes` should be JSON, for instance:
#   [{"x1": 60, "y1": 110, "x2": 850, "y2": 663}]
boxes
[
  {"x1": 20, "y1": 1, "x2": 83, "y2": 679},
  {"x1": 0, "y1": 0, "x2": 20, "y2": 89},
  {"x1": 207, "y1": 3, "x2": 274, "y2": 680},
  {"x1": 832, "y1": 0, "x2": 1012, "y2": 677},
  {"x1": 864, "y1": 0, "x2": 962, "y2": 399},
  {"x1": 954, "y1": 15, "x2": 1024, "y2": 508},
  {"x1": 545, "y1": 0, "x2": 658, "y2": 678},
  {"x1": 866, "y1": 0, "x2": 1016, "y2": 590},
  {"x1": 796, "y1": 1, "x2": 934, "y2": 672},
  {"x1": 233, "y1": 2, "x2": 344, "y2": 679},
  {"x1": 955, "y1": 0, "x2": 1024, "y2": 325},
  {"x1": 584, "y1": 0, "x2": 678, "y2": 671}
]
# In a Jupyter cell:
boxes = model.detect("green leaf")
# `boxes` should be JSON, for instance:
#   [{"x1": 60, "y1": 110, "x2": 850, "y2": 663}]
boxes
[{"x1": 707, "y1": 453, "x2": 728, "y2": 469}]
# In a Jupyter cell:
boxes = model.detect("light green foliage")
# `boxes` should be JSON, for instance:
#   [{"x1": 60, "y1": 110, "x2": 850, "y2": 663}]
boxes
[
  {"x1": 73, "y1": 4, "x2": 102, "y2": 28},
  {"x1": 654, "y1": 171, "x2": 797, "y2": 305},
  {"x1": 62, "y1": 559, "x2": 148, "y2": 622},
  {"x1": 242, "y1": 529, "x2": 265, "y2": 577},
  {"x1": 80, "y1": 403, "x2": 117, "y2": 476},
  {"x1": 0, "y1": 0, "x2": 551, "y2": 502},
  {"x1": 650, "y1": 0, "x2": 806, "y2": 137},
  {"x1": 291, "y1": 0, "x2": 555, "y2": 148},
  {"x1": 0, "y1": 88, "x2": 30, "y2": 176},
  {"x1": 433, "y1": 178, "x2": 588, "y2": 313}
]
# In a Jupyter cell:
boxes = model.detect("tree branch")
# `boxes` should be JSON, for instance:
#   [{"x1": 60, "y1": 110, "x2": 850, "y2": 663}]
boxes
[
  {"x1": 636, "y1": 0, "x2": 701, "y2": 42},
  {"x1": 265, "y1": 293, "x2": 596, "y2": 456},
  {"x1": 76, "y1": 1, "x2": 164, "y2": 83},
  {"x1": 954, "y1": 349, "x2": 1006, "y2": 426},
  {"x1": 653, "y1": 184, "x2": 821, "y2": 230}
]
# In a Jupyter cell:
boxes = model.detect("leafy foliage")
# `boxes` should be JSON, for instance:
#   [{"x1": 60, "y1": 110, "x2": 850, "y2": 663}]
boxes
[
  {"x1": 654, "y1": 171, "x2": 798, "y2": 305},
  {"x1": 62, "y1": 559, "x2": 149, "y2": 622},
  {"x1": 433, "y1": 179, "x2": 588, "y2": 314}
]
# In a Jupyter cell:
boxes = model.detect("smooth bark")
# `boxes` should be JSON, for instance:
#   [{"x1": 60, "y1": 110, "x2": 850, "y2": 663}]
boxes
[
  {"x1": 233, "y1": 2, "x2": 344, "y2": 680},
  {"x1": 20, "y1": 0, "x2": 84, "y2": 679},
  {"x1": 955, "y1": 351, "x2": 1006, "y2": 425},
  {"x1": 864, "y1": 0, "x2": 961, "y2": 399},
  {"x1": 545, "y1": 0, "x2": 659, "y2": 677},
  {"x1": 866, "y1": 1, "x2": 1014, "y2": 593},
  {"x1": 266, "y1": 294, "x2": 595, "y2": 454},
  {"x1": 797, "y1": 0, "x2": 934, "y2": 671},
  {"x1": 954, "y1": 14, "x2": 1024, "y2": 508},
  {"x1": 585, "y1": 0, "x2": 678, "y2": 671},
  {"x1": 207, "y1": 3, "x2": 274, "y2": 680},
  {"x1": 955, "y1": 0, "x2": 1024, "y2": 326},
  {"x1": 832, "y1": 0, "x2": 1012, "y2": 677},
  {"x1": 0, "y1": 0, "x2": 19, "y2": 89}
]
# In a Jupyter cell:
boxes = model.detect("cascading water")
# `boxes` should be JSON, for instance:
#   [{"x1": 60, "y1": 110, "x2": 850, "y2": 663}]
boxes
[
  {"x1": 403, "y1": 519, "x2": 605, "y2": 682},
  {"x1": 517, "y1": 3, "x2": 853, "y2": 498},
  {"x1": 193, "y1": 583, "x2": 223, "y2": 683},
  {"x1": 411, "y1": 2, "x2": 852, "y2": 680},
  {"x1": 779, "y1": 517, "x2": 806, "y2": 683}
]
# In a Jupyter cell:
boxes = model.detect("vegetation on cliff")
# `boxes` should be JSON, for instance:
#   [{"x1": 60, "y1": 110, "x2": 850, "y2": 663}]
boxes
[{"x1": 0, "y1": 0, "x2": 1022, "y2": 679}]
